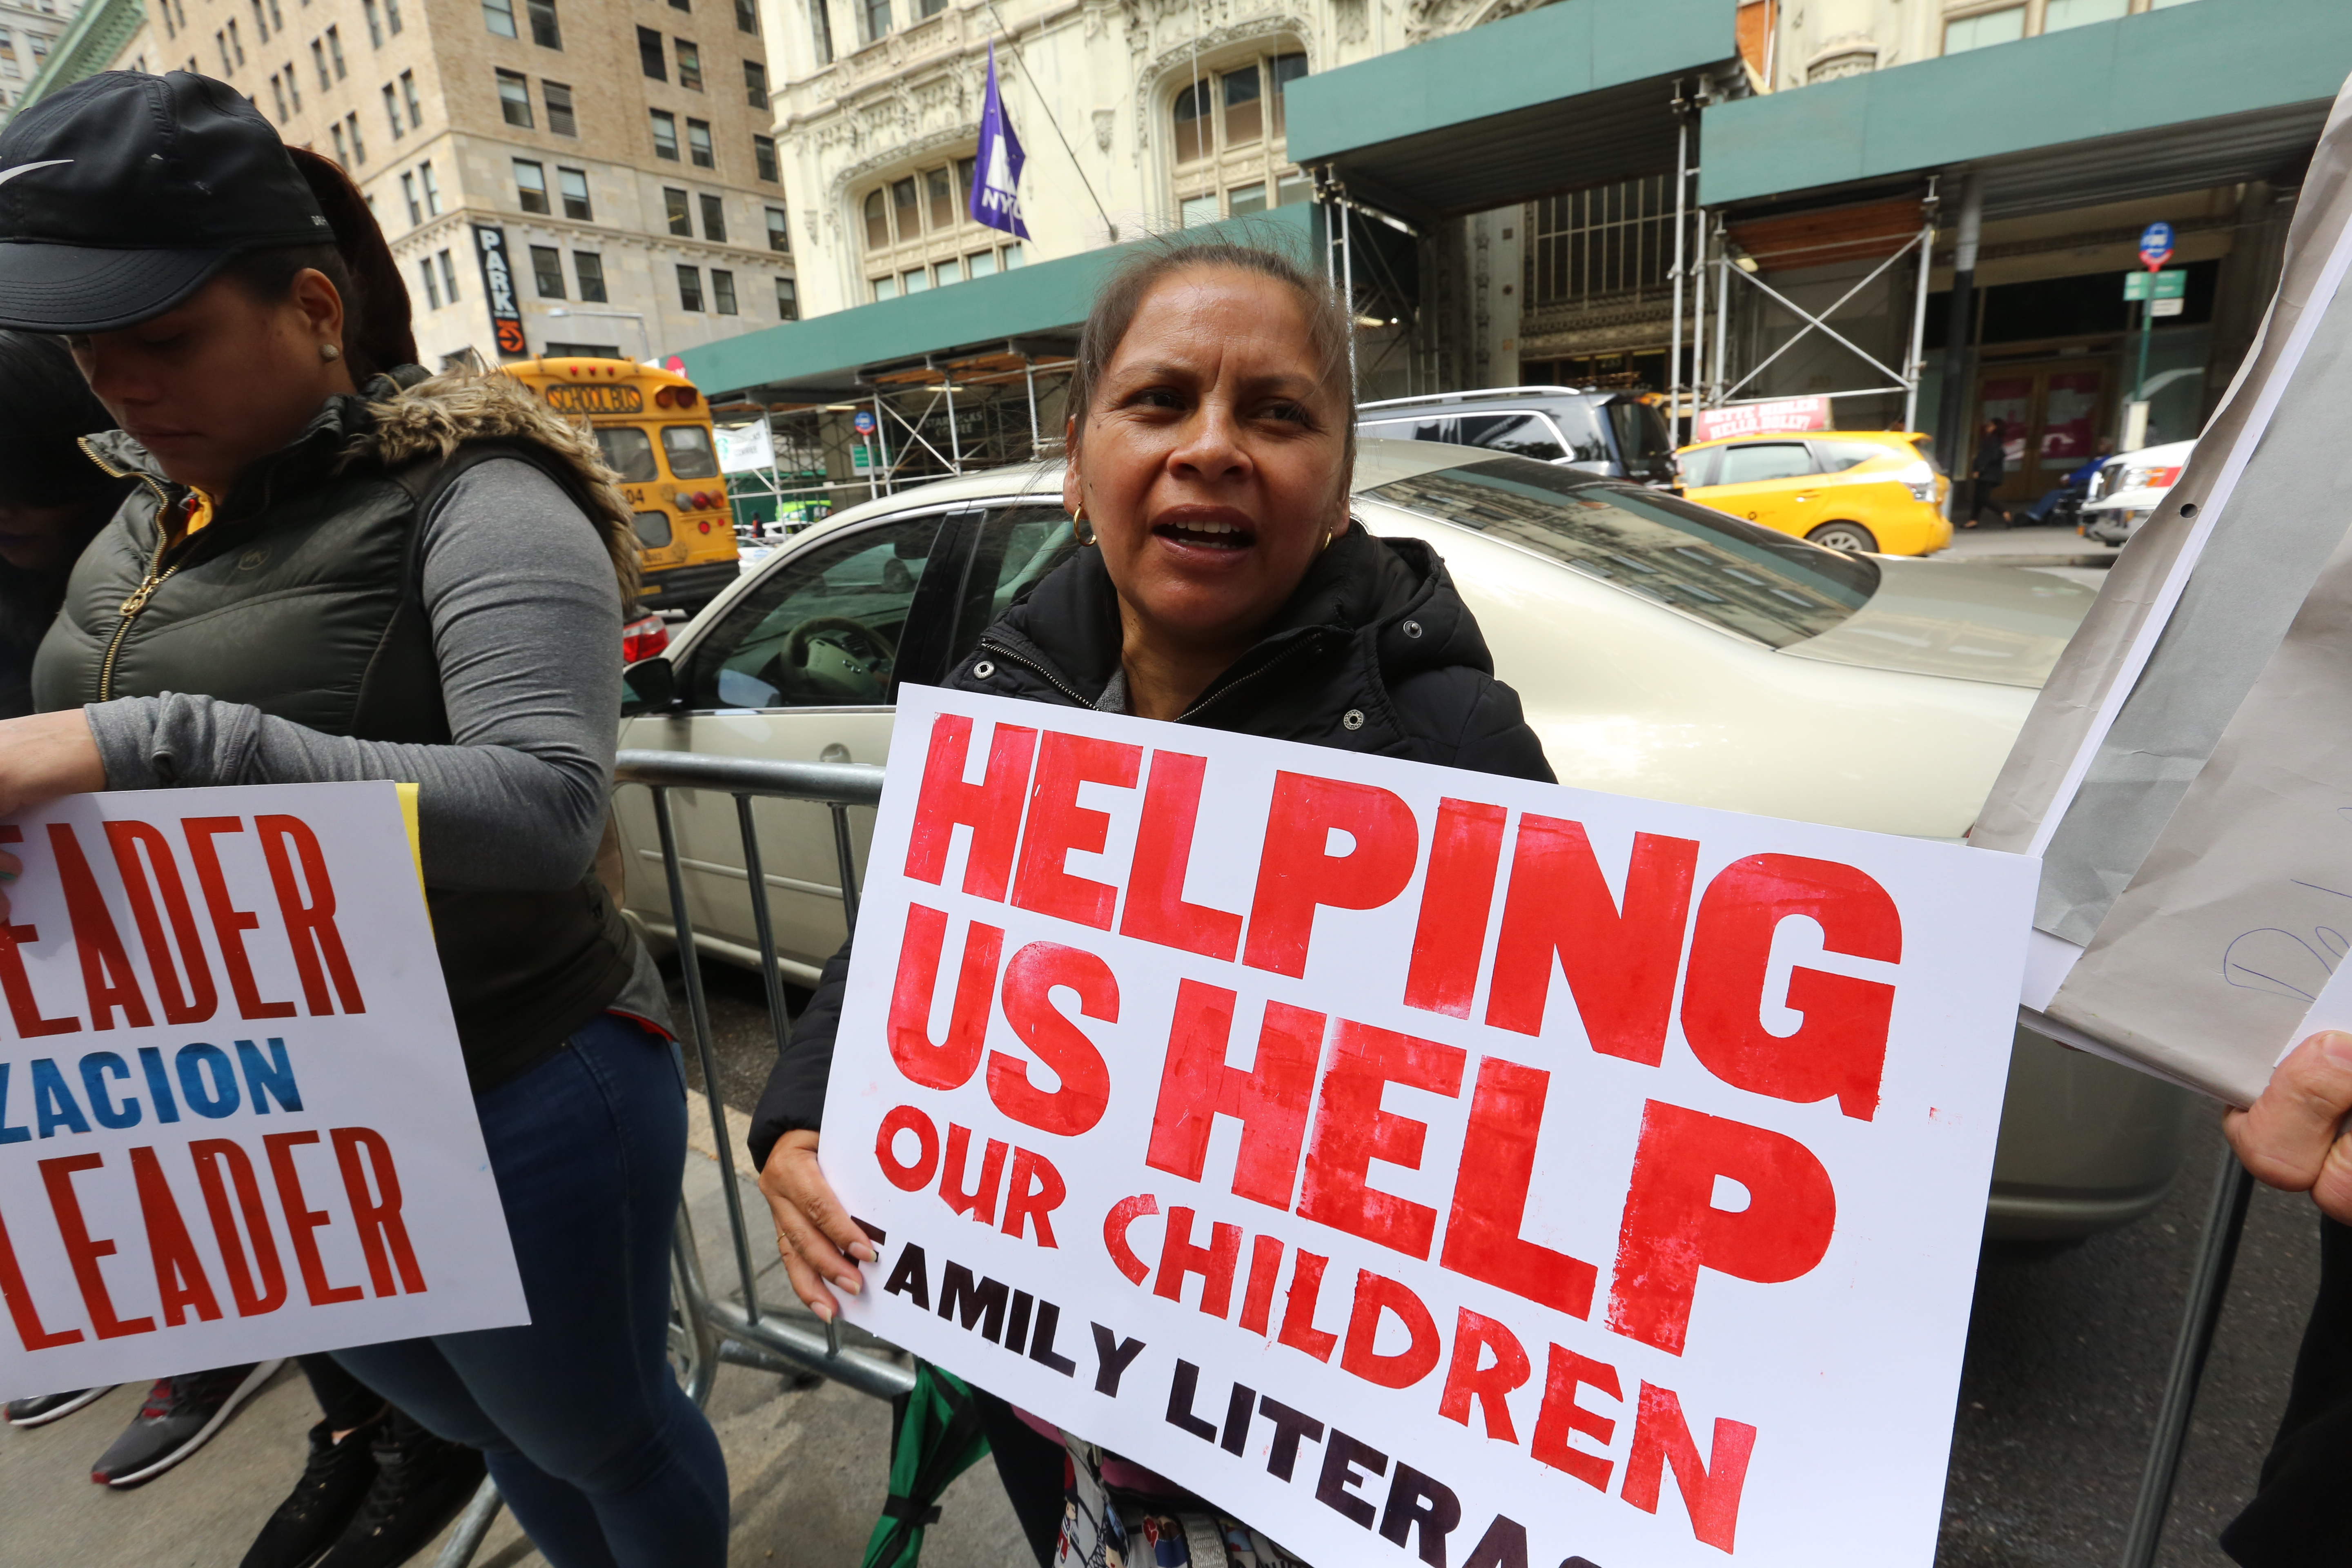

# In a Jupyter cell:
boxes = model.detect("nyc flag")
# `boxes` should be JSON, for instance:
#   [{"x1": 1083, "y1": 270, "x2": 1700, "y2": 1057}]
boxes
[{"x1": 970, "y1": 45, "x2": 1029, "y2": 240}]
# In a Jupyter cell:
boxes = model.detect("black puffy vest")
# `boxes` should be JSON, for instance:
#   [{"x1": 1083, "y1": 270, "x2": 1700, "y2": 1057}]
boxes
[{"x1": 33, "y1": 378, "x2": 636, "y2": 1089}]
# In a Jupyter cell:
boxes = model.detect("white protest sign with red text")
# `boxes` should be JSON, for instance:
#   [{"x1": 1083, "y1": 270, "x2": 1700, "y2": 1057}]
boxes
[
  {"x1": 0, "y1": 782, "x2": 525, "y2": 1400},
  {"x1": 824, "y1": 686, "x2": 2034, "y2": 1566}
]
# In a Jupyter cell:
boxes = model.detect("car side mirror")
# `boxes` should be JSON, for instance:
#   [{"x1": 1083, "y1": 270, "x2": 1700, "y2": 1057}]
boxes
[{"x1": 621, "y1": 655, "x2": 680, "y2": 716}]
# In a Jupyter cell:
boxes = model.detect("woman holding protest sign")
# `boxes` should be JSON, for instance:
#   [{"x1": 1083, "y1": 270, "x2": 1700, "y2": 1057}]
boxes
[
  {"x1": 0, "y1": 72, "x2": 724, "y2": 1568},
  {"x1": 748, "y1": 237, "x2": 1553, "y2": 1561}
]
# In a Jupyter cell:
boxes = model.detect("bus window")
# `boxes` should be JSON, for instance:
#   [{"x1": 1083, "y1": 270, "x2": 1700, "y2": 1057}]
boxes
[
  {"x1": 597, "y1": 426, "x2": 659, "y2": 482},
  {"x1": 662, "y1": 424, "x2": 720, "y2": 479}
]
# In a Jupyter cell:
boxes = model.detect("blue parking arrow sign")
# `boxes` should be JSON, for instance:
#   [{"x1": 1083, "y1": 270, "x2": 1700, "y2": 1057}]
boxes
[{"x1": 2139, "y1": 220, "x2": 2175, "y2": 269}]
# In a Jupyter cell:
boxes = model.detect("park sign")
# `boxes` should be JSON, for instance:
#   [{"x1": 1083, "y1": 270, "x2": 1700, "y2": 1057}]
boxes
[
  {"x1": 822, "y1": 685, "x2": 2036, "y2": 1566},
  {"x1": 0, "y1": 783, "x2": 526, "y2": 1399}
]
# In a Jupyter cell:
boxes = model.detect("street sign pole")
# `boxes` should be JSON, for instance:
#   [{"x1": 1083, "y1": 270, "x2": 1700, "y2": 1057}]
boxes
[{"x1": 2125, "y1": 222, "x2": 2177, "y2": 448}]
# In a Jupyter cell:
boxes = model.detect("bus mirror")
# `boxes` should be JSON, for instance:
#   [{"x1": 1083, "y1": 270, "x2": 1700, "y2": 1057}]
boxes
[{"x1": 622, "y1": 655, "x2": 679, "y2": 716}]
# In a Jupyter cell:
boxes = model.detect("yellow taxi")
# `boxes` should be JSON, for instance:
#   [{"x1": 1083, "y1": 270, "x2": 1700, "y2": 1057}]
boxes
[{"x1": 1676, "y1": 429, "x2": 1951, "y2": 556}]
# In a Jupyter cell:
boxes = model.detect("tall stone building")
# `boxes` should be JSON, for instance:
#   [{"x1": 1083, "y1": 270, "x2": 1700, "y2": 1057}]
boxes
[
  {"x1": 24, "y1": 0, "x2": 799, "y2": 366},
  {"x1": 0, "y1": 0, "x2": 80, "y2": 127}
]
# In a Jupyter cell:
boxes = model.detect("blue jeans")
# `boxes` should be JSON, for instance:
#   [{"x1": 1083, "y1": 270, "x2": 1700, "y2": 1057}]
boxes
[{"x1": 335, "y1": 1013, "x2": 728, "y2": 1568}]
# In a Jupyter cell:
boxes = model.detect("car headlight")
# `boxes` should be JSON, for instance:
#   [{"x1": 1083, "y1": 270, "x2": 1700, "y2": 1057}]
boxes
[{"x1": 2118, "y1": 463, "x2": 2183, "y2": 492}]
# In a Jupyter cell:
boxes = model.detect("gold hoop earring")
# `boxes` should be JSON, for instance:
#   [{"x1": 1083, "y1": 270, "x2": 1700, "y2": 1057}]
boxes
[
  {"x1": 1072, "y1": 506, "x2": 1096, "y2": 547},
  {"x1": 319, "y1": 343, "x2": 342, "y2": 362}
]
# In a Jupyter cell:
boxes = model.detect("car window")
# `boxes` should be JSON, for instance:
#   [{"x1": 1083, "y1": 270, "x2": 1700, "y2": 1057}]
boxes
[
  {"x1": 1677, "y1": 447, "x2": 1721, "y2": 489},
  {"x1": 1457, "y1": 413, "x2": 1566, "y2": 463},
  {"x1": 1365, "y1": 456, "x2": 1878, "y2": 648},
  {"x1": 1538, "y1": 401, "x2": 1614, "y2": 465},
  {"x1": 685, "y1": 515, "x2": 940, "y2": 709},
  {"x1": 1606, "y1": 399, "x2": 1676, "y2": 481},
  {"x1": 1359, "y1": 416, "x2": 1450, "y2": 443},
  {"x1": 662, "y1": 424, "x2": 721, "y2": 479},
  {"x1": 1714, "y1": 442, "x2": 1815, "y2": 484},
  {"x1": 1812, "y1": 439, "x2": 1893, "y2": 474},
  {"x1": 948, "y1": 504, "x2": 1082, "y2": 667},
  {"x1": 596, "y1": 426, "x2": 659, "y2": 483}
]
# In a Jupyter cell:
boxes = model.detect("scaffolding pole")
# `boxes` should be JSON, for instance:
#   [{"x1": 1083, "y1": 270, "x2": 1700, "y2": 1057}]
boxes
[
  {"x1": 870, "y1": 390, "x2": 892, "y2": 496},
  {"x1": 943, "y1": 373, "x2": 963, "y2": 472},
  {"x1": 1669, "y1": 99, "x2": 1689, "y2": 441},
  {"x1": 1024, "y1": 358, "x2": 1040, "y2": 449},
  {"x1": 1712, "y1": 212, "x2": 1730, "y2": 399},
  {"x1": 1692, "y1": 205, "x2": 1708, "y2": 420},
  {"x1": 1904, "y1": 178, "x2": 1940, "y2": 435}
]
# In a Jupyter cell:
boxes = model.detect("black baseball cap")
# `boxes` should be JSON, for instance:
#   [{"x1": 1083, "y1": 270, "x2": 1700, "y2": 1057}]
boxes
[{"x1": 0, "y1": 70, "x2": 330, "y2": 332}]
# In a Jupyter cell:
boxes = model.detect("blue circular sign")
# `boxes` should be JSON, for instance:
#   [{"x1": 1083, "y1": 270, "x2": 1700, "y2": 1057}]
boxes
[
  {"x1": 853, "y1": 411, "x2": 878, "y2": 434},
  {"x1": 2139, "y1": 220, "x2": 2175, "y2": 257}
]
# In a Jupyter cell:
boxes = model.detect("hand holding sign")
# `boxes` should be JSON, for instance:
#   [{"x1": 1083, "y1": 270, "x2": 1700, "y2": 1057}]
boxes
[
  {"x1": 816, "y1": 685, "x2": 2035, "y2": 1568},
  {"x1": 0, "y1": 710, "x2": 107, "y2": 913}
]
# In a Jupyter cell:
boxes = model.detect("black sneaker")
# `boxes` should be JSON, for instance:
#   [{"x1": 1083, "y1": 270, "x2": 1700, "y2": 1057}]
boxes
[
  {"x1": 240, "y1": 1416, "x2": 386, "y2": 1568},
  {"x1": 89, "y1": 1361, "x2": 285, "y2": 1487},
  {"x1": 6, "y1": 1387, "x2": 111, "y2": 1426},
  {"x1": 316, "y1": 1410, "x2": 488, "y2": 1568}
]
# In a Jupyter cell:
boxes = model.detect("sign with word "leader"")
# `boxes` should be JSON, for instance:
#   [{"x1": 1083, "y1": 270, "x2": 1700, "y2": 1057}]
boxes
[
  {"x1": 822, "y1": 686, "x2": 2034, "y2": 1567},
  {"x1": 0, "y1": 784, "x2": 525, "y2": 1401}
]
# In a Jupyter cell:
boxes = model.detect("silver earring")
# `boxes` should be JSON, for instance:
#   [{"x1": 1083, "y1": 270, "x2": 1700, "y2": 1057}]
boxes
[{"x1": 319, "y1": 343, "x2": 342, "y2": 362}]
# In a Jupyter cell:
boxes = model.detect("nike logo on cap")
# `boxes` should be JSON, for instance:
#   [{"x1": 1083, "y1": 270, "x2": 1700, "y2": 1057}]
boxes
[{"x1": 0, "y1": 160, "x2": 71, "y2": 187}]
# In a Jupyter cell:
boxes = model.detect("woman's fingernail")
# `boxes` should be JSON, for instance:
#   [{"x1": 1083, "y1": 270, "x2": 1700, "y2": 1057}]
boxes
[
  {"x1": 849, "y1": 1241, "x2": 876, "y2": 1263},
  {"x1": 810, "y1": 1297, "x2": 834, "y2": 1323},
  {"x1": 836, "y1": 1273, "x2": 862, "y2": 1295}
]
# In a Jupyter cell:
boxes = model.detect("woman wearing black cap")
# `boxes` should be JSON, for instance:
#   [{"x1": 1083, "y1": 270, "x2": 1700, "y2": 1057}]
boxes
[{"x1": 0, "y1": 72, "x2": 727, "y2": 1567}]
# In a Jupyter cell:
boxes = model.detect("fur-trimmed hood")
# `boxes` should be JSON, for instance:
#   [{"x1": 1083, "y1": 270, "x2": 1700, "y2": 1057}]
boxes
[{"x1": 80, "y1": 363, "x2": 641, "y2": 598}]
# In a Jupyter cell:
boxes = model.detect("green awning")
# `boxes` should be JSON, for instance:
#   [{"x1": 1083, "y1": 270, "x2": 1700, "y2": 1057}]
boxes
[
  {"x1": 678, "y1": 205, "x2": 1316, "y2": 402},
  {"x1": 1699, "y1": 0, "x2": 2351, "y2": 215},
  {"x1": 1280, "y1": 0, "x2": 1741, "y2": 221}
]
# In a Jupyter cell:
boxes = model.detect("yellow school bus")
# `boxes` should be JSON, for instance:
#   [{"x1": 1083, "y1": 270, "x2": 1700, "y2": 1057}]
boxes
[{"x1": 502, "y1": 356, "x2": 742, "y2": 614}]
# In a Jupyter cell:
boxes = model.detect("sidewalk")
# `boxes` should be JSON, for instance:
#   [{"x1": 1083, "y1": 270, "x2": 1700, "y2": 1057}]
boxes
[
  {"x1": 0, "y1": 1095, "x2": 1028, "y2": 1568},
  {"x1": 1932, "y1": 523, "x2": 2122, "y2": 570}
]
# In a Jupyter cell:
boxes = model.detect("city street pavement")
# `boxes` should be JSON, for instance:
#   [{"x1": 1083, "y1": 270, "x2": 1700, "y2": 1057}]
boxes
[{"x1": 1932, "y1": 523, "x2": 2123, "y2": 571}]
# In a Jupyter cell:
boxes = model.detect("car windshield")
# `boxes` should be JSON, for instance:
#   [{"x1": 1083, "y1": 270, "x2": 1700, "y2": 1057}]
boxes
[
  {"x1": 1606, "y1": 399, "x2": 1677, "y2": 481},
  {"x1": 1365, "y1": 456, "x2": 1879, "y2": 648}
]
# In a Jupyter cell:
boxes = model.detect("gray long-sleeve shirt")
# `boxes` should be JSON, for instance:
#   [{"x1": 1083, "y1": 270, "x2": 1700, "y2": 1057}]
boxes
[{"x1": 82, "y1": 459, "x2": 673, "y2": 1025}]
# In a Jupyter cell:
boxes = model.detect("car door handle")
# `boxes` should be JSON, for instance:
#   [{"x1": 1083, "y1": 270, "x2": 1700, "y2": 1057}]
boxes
[{"x1": 820, "y1": 743, "x2": 852, "y2": 764}]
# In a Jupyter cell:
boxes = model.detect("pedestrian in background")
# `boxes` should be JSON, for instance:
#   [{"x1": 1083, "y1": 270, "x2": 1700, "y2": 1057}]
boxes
[
  {"x1": 0, "y1": 71, "x2": 724, "y2": 1568},
  {"x1": 749, "y1": 236, "x2": 1553, "y2": 1564},
  {"x1": 1962, "y1": 415, "x2": 2012, "y2": 528}
]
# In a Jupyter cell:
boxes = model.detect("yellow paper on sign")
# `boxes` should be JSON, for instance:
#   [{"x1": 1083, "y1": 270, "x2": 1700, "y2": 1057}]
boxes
[{"x1": 395, "y1": 782, "x2": 429, "y2": 916}]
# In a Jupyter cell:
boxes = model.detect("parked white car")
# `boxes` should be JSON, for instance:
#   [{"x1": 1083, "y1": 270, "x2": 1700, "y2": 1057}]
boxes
[
  {"x1": 2082, "y1": 438, "x2": 2194, "y2": 546},
  {"x1": 615, "y1": 438, "x2": 2189, "y2": 1241}
]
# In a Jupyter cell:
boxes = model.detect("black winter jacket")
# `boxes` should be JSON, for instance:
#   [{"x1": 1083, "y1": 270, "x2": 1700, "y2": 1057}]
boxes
[{"x1": 745, "y1": 519, "x2": 1553, "y2": 1167}]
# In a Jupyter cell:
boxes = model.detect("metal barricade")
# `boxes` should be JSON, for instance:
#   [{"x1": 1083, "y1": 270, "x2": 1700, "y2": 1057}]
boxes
[{"x1": 434, "y1": 750, "x2": 908, "y2": 1568}]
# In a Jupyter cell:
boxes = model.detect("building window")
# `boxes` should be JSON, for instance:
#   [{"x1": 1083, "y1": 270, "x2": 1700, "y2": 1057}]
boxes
[
  {"x1": 2044, "y1": 0, "x2": 2128, "y2": 28},
  {"x1": 1943, "y1": 5, "x2": 2025, "y2": 52},
  {"x1": 361, "y1": 0, "x2": 381, "y2": 45},
  {"x1": 543, "y1": 79, "x2": 575, "y2": 134},
  {"x1": 737, "y1": 0, "x2": 758, "y2": 31},
  {"x1": 227, "y1": 19, "x2": 245, "y2": 64},
  {"x1": 381, "y1": 82, "x2": 403, "y2": 138},
  {"x1": 497, "y1": 68, "x2": 532, "y2": 127},
  {"x1": 401, "y1": 170, "x2": 421, "y2": 225},
  {"x1": 1168, "y1": 48, "x2": 1306, "y2": 224},
  {"x1": 675, "y1": 37, "x2": 702, "y2": 89},
  {"x1": 558, "y1": 166, "x2": 591, "y2": 219},
  {"x1": 311, "y1": 37, "x2": 328, "y2": 88},
  {"x1": 526, "y1": 0, "x2": 561, "y2": 49},
  {"x1": 1525, "y1": 174, "x2": 1673, "y2": 316},
  {"x1": 743, "y1": 58, "x2": 766, "y2": 108},
  {"x1": 530, "y1": 244, "x2": 566, "y2": 298},
  {"x1": 345, "y1": 111, "x2": 365, "y2": 162},
  {"x1": 331, "y1": 120, "x2": 348, "y2": 165},
  {"x1": 650, "y1": 109, "x2": 679, "y2": 159},
  {"x1": 250, "y1": 0, "x2": 270, "y2": 44},
  {"x1": 699, "y1": 192, "x2": 727, "y2": 241},
  {"x1": 860, "y1": 157, "x2": 1005, "y2": 290},
  {"x1": 439, "y1": 249, "x2": 460, "y2": 301},
  {"x1": 385, "y1": 0, "x2": 402, "y2": 34},
  {"x1": 775, "y1": 276, "x2": 797, "y2": 318},
  {"x1": 967, "y1": 247, "x2": 996, "y2": 278},
  {"x1": 637, "y1": 25, "x2": 665, "y2": 78},
  {"x1": 687, "y1": 119, "x2": 714, "y2": 168},
  {"x1": 807, "y1": 0, "x2": 832, "y2": 64},
  {"x1": 270, "y1": 72, "x2": 289, "y2": 119},
  {"x1": 575, "y1": 250, "x2": 608, "y2": 302},
  {"x1": 324, "y1": 23, "x2": 342, "y2": 74},
  {"x1": 859, "y1": 0, "x2": 886, "y2": 44},
  {"x1": 752, "y1": 133, "x2": 778, "y2": 183},
  {"x1": 677, "y1": 265, "x2": 704, "y2": 311},
  {"x1": 285, "y1": 58, "x2": 300, "y2": 108},
  {"x1": 1001, "y1": 241, "x2": 1024, "y2": 268},
  {"x1": 765, "y1": 206, "x2": 790, "y2": 252},
  {"x1": 483, "y1": 0, "x2": 517, "y2": 36},
  {"x1": 712, "y1": 269, "x2": 738, "y2": 314},
  {"x1": 664, "y1": 187, "x2": 691, "y2": 235},
  {"x1": 419, "y1": 256, "x2": 442, "y2": 308},
  {"x1": 400, "y1": 69, "x2": 419, "y2": 126},
  {"x1": 514, "y1": 158, "x2": 549, "y2": 213},
  {"x1": 421, "y1": 160, "x2": 442, "y2": 214}
]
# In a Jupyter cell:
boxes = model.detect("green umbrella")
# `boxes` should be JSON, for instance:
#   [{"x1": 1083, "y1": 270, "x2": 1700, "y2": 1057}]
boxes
[{"x1": 861, "y1": 1361, "x2": 995, "y2": 1568}]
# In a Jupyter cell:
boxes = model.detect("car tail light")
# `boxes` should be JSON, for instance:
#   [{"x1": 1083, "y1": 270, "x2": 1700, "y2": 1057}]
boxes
[{"x1": 622, "y1": 613, "x2": 670, "y2": 664}]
